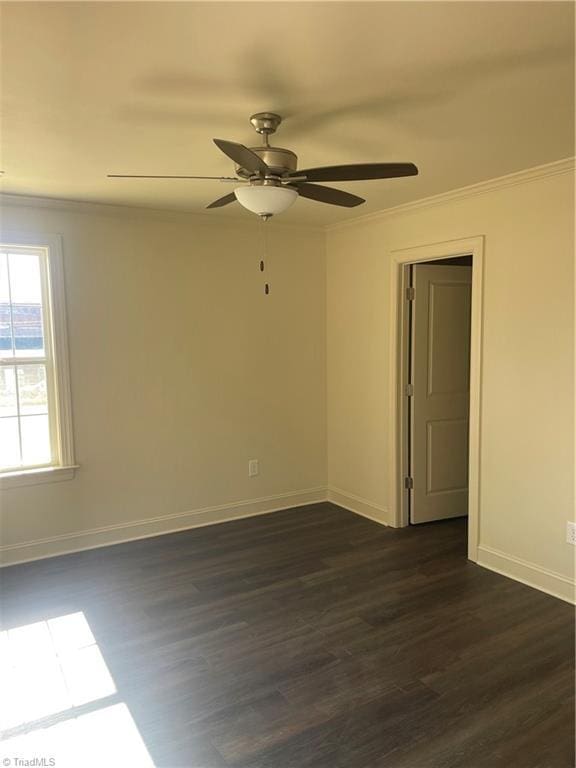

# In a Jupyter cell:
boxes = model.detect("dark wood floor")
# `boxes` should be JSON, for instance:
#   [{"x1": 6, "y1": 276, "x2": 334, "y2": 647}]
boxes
[{"x1": 1, "y1": 503, "x2": 574, "y2": 767}]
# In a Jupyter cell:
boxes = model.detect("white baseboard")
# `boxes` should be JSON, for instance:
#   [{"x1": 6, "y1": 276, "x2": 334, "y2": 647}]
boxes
[
  {"x1": 0, "y1": 487, "x2": 328, "y2": 567},
  {"x1": 5, "y1": 488, "x2": 571, "y2": 609},
  {"x1": 327, "y1": 486, "x2": 390, "y2": 526},
  {"x1": 477, "y1": 545, "x2": 575, "y2": 605}
]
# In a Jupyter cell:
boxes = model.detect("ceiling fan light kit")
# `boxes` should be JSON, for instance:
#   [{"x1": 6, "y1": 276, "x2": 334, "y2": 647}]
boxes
[
  {"x1": 234, "y1": 184, "x2": 298, "y2": 218},
  {"x1": 108, "y1": 111, "x2": 418, "y2": 219}
]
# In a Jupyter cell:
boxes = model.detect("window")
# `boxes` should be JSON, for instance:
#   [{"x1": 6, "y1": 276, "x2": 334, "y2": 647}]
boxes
[{"x1": 0, "y1": 235, "x2": 75, "y2": 486}]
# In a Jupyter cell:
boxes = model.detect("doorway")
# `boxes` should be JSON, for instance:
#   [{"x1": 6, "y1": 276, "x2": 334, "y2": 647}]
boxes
[
  {"x1": 403, "y1": 256, "x2": 472, "y2": 524},
  {"x1": 388, "y1": 236, "x2": 484, "y2": 561}
]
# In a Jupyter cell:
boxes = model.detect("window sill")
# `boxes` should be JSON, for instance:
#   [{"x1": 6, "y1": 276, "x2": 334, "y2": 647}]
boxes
[{"x1": 0, "y1": 465, "x2": 79, "y2": 489}]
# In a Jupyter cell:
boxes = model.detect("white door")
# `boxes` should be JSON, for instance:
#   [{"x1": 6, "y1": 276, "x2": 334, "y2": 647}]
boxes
[{"x1": 410, "y1": 263, "x2": 472, "y2": 524}]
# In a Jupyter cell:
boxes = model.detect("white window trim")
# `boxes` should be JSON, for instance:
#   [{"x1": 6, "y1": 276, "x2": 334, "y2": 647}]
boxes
[{"x1": 0, "y1": 232, "x2": 77, "y2": 488}]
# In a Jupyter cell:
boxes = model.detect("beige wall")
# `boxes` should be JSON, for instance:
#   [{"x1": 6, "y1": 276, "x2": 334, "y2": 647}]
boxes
[
  {"x1": 0, "y1": 201, "x2": 326, "y2": 562},
  {"x1": 327, "y1": 167, "x2": 575, "y2": 598},
  {"x1": 1, "y1": 164, "x2": 574, "y2": 603}
]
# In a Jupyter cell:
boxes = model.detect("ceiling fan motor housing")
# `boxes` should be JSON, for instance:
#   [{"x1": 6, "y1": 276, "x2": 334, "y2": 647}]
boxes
[{"x1": 236, "y1": 146, "x2": 298, "y2": 179}]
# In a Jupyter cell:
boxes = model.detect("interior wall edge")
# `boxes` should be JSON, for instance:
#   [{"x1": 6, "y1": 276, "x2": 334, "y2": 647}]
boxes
[
  {"x1": 0, "y1": 487, "x2": 329, "y2": 568},
  {"x1": 327, "y1": 486, "x2": 391, "y2": 527},
  {"x1": 477, "y1": 545, "x2": 575, "y2": 605}
]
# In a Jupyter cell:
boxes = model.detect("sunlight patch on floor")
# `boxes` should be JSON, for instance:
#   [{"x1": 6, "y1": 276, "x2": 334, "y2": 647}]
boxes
[
  {"x1": 0, "y1": 612, "x2": 154, "y2": 767},
  {"x1": 2, "y1": 703, "x2": 154, "y2": 768}
]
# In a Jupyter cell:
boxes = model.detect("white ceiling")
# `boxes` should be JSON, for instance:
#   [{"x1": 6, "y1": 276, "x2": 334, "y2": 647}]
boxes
[{"x1": 1, "y1": 2, "x2": 574, "y2": 226}]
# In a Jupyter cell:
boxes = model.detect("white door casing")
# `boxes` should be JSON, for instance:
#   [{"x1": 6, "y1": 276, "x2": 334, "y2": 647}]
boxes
[{"x1": 388, "y1": 235, "x2": 484, "y2": 562}]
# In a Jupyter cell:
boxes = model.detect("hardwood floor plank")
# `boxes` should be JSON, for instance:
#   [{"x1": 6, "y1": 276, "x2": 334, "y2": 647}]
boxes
[{"x1": 1, "y1": 504, "x2": 573, "y2": 767}]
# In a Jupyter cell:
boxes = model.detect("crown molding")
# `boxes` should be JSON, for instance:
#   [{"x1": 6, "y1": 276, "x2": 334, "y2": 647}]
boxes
[
  {"x1": 1, "y1": 157, "x2": 573, "y2": 234},
  {"x1": 0, "y1": 192, "x2": 323, "y2": 233},
  {"x1": 326, "y1": 157, "x2": 575, "y2": 233}
]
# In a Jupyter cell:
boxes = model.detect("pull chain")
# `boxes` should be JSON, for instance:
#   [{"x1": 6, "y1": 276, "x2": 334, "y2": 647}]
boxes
[{"x1": 259, "y1": 217, "x2": 270, "y2": 295}]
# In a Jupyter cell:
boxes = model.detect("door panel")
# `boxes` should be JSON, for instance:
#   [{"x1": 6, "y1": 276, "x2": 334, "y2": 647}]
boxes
[
  {"x1": 426, "y1": 418, "x2": 469, "y2": 493},
  {"x1": 410, "y1": 264, "x2": 472, "y2": 524},
  {"x1": 427, "y1": 282, "x2": 471, "y2": 395}
]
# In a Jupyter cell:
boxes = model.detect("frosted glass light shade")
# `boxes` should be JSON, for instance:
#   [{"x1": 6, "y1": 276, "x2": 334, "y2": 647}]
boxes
[{"x1": 234, "y1": 185, "x2": 298, "y2": 216}]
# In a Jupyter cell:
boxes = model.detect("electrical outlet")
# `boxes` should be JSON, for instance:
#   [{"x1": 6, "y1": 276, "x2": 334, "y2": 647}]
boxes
[
  {"x1": 248, "y1": 459, "x2": 259, "y2": 478},
  {"x1": 566, "y1": 522, "x2": 576, "y2": 546}
]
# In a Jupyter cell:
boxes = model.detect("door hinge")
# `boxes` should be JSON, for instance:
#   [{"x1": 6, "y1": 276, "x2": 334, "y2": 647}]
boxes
[
  {"x1": 405, "y1": 383, "x2": 414, "y2": 397},
  {"x1": 406, "y1": 286, "x2": 415, "y2": 301},
  {"x1": 404, "y1": 476, "x2": 414, "y2": 490}
]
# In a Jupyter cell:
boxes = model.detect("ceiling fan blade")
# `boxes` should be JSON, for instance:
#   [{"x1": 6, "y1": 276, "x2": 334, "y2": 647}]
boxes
[
  {"x1": 213, "y1": 139, "x2": 269, "y2": 175},
  {"x1": 294, "y1": 183, "x2": 365, "y2": 208},
  {"x1": 289, "y1": 163, "x2": 418, "y2": 183},
  {"x1": 107, "y1": 174, "x2": 240, "y2": 181},
  {"x1": 206, "y1": 192, "x2": 238, "y2": 209}
]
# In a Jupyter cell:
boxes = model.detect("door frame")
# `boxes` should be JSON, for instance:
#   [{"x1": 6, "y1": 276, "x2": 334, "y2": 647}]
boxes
[{"x1": 388, "y1": 236, "x2": 484, "y2": 562}]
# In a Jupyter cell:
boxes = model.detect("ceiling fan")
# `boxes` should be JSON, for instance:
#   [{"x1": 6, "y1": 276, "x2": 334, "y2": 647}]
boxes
[{"x1": 108, "y1": 112, "x2": 419, "y2": 219}]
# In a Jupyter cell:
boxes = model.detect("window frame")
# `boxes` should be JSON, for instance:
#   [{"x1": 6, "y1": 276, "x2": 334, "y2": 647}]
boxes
[{"x1": 0, "y1": 232, "x2": 76, "y2": 488}]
